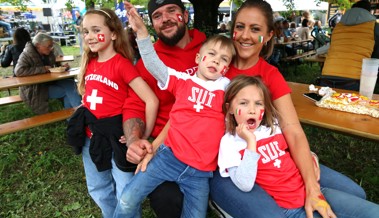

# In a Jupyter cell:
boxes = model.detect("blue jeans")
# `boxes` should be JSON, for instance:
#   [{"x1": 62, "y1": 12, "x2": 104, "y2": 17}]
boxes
[
  {"x1": 48, "y1": 79, "x2": 81, "y2": 108},
  {"x1": 283, "y1": 187, "x2": 379, "y2": 218},
  {"x1": 82, "y1": 137, "x2": 136, "y2": 218},
  {"x1": 113, "y1": 144, "x2": 213, "y2": 218},
  {"x1": 210, "y1": 164, "x2": 368, "y2": 218}
]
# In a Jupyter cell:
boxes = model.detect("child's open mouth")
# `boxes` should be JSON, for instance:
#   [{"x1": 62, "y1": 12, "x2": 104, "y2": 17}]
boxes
[{"x1": 247, "y1": 118, "x2": 256, "y2": 129}]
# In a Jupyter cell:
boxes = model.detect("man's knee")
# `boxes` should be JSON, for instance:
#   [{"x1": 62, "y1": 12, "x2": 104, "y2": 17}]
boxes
[{"x1": 149, "y1": 181, "x2": 183, "y2": 218}]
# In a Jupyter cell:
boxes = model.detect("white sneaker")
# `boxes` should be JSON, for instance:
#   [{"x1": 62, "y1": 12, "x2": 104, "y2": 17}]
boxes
[{"x1": 209, "y1": 200, "x2": 233, "y2": 218}]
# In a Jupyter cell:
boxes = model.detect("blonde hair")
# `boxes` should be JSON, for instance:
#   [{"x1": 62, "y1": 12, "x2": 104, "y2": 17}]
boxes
[
  {"x1": 223, "y1": 75, "x2": 278, "y2": 135},
  {"x1": 77, "y1": 8, "x2": 134, "y2": 95},
  {"x1": 200, "y1": 34, "x2": 236, "y2": 59}
]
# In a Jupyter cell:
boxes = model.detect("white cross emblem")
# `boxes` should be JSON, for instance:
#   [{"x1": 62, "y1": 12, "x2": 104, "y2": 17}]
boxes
[
  {"x1": 87, "y1": 89, "x2": 103, "y2": 110},
  {"x1": 193, "y1": 102, "x2": 204, "y2": 112},
  {"x1": 273, "y1": 159, "x2": 281, "y2": 168}
]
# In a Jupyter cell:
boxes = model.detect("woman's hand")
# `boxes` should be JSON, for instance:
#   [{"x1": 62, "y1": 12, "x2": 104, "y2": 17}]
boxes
[{"x1": 305, "y1": 192, "x2": 337, "y2": 218}]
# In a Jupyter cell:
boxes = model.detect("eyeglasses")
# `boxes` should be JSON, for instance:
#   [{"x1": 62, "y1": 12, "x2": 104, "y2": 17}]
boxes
[{"x1": 42, "y1": 43, "x2": 54, "y2": 50}]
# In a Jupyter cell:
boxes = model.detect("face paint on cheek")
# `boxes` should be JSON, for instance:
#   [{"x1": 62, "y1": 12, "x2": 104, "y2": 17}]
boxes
[
  {"x1": 201, "y1": 55, "x2": 206, "y2": 62},
  {"x1": 233, "y1": 31, "x2": 237, "y2": 40},
  {"x1": 235, "y1": 108, "x2": 241, "y2": 116},
  {"x1": 258, "y1": 35, "x2": 264, "y2": 43},
  {"x1": 176, "y1": 14, "x2": 183, "y2": 22},
  {"x1": 97, "y1": 34, "x2": 105, "y2": 42},
  {"x1": 258, "y1": 109, "x2": 265, "y2": 120},
  {"x1": 221, "y1": 65, "x2": 228, "y2": 76}
]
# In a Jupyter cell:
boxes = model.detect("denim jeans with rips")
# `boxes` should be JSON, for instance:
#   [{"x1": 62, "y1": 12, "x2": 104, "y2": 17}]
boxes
[{"x1": 113, "y1": 144, "x2": 213, "y2": 218}]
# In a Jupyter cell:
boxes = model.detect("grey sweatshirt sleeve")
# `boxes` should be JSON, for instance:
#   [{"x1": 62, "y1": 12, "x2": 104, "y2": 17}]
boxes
[
  {"x1": 136, "y1": 36, "x2": 168, "y2": 87},
  {"x1": 227, "y1": 149, "x2": 260, "y2": 192}
]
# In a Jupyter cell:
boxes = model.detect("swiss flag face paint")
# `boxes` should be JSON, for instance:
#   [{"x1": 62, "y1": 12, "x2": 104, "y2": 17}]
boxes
[
  {"x1": 258, "y1": 109, "x2": 265, "y2": 120},
  {"x1": 176, "y1": 14, "x2": 183, "y2": 22},
  {"x1": 97, "y1": 34, "x2": 105, "y2": 42},
  {"x1": 221, "y1": 65, "x2": 228, "y2": 76},
  {"x1": 233, "y1": 31, "x2": 237, "y2": 40}
]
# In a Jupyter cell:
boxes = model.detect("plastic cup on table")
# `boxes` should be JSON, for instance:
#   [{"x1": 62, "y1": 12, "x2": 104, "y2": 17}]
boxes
[{"x1": 360, "y1": 58, "x2": 379, "y2": 99}]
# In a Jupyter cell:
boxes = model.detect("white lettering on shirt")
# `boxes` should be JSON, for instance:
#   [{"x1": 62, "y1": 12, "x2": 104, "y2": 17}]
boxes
[{"x1": 85, "y1": 74, "x2": 119, "y2": 90}]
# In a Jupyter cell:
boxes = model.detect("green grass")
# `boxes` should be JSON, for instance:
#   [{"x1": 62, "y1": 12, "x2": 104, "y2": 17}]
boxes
[{"x1": 0, "y1": 47, "x2": 378, "y2": 217}]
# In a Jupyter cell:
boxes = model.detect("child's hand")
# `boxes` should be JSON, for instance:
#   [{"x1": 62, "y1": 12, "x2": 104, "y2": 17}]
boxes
[
  {"x1": 124, "y1": 1, "x2": 149, "y2": 39},
  {"x1": 236, "y1": 123, "x2": 256, "y2": 151},
  {"x1": 135, "y1": 152, "x2": 154, "y2": 174}
]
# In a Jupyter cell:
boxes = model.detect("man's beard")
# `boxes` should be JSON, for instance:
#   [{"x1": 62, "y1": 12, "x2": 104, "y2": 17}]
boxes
[{"x1": 157, "y1": 22, "x2": 186, "y2": 46}]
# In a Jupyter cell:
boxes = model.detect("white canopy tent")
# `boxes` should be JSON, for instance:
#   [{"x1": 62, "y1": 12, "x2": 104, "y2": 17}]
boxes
[{"x1": 265, "y1": 0, "x2": 329, "y2": 12}]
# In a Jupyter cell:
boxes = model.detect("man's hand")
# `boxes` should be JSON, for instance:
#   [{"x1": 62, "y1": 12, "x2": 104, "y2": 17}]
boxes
[{"x1": 126, "y1": 139, "x2": 153, "y2": 164}]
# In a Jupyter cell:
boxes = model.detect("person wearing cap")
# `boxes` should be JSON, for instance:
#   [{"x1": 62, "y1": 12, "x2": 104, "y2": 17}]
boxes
[{"x1": 120, "y1": 0, "x2": 206, "y2": 217}]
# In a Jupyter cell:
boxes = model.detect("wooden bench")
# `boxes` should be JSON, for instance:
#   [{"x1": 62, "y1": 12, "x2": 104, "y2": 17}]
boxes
[
  {"x1": 0, "y1": 95, "x2": 22, "y2": 106},
  {"x1": 0, "y1": 108, "x2": 75, "y2": 136},
  {"x1": 282, "y1": 50, "x2": 317, "y2": 61}
]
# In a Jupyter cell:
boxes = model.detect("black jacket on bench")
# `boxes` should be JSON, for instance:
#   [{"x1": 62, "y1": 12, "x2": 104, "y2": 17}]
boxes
[{"x1": 67, "y1": 106, "x2": 136, "y2": 172}]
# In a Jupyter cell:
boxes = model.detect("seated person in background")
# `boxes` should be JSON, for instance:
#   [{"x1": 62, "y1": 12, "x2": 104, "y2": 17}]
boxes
[
  {"x1": 312, "y1": 20, "x2": 330, "y2": 48},
  {"x1": 269, "y1": 20, "x2": 285, "y2": 66},
  {"x1": 0, "y1": 27, "x2": 31, "y2": 76},
  {"x1": 217, "y1": 23, "x2": 228, "y2": 33},
  {"x1": 296, "y1": 18, "x2": 313, "y2": 50},
  {"x1": 318, "y1": 0, "x2": 379, "y2": 90},
  {"x1": 345, "y1": 0, "x2": 379, "y2": 59},
  {"x1": 14, "y1": 32, "x2": 82, "y2": 114},
  {"x1": 282, "y1": 20, "x2": 291, "y2": 40},
  {"x1": 289, "y1": 22, "x2": 298, "y2": 38},
  {"x1": 0, "y1": 15, "x2": 12, "y2": 36}
]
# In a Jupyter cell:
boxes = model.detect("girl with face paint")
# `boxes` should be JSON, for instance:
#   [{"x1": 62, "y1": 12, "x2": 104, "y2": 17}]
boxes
[
  {"x1": 70, "y1": 8, "x2": 159, "y2": 217},
  {"x1": 217, "y1": 75, "x2": 379, "y2": 218},
  {"x1": 219, "y1": 76, "x2": 326, "y2": 217}
]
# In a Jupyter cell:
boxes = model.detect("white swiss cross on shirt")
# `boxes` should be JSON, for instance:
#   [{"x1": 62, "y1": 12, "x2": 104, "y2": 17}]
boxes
[
  {"x1": 193, "y1": 102, "x2": 204, "y2": 112},
  {"x1": 87, "y1": 89, "x2": 103, "y2": 110}
]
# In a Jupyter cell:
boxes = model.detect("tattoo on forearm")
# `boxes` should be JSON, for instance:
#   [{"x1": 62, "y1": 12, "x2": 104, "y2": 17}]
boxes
[{"x1": 123, "y1": 118, "x2": 146, "y2": 146}]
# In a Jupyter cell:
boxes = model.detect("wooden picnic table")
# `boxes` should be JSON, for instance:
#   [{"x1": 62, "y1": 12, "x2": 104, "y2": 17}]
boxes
[
  {"x1": 304, "y1": 54, "x2": 326, "y2": 63},
  {"x1": 0, "y1": 70, "x2": 79, "y2": 91},
  {"x1": 0, "y1": 69, "x2": 80, "y2": 135},
  {"x1": 288, "y1": 82, "x2": 379, "y2": 141}
]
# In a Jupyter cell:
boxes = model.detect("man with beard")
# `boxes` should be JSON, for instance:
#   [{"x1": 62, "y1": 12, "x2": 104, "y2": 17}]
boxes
[{"x1": 121, "y1": 0, "x2": 206, "y2": 217}]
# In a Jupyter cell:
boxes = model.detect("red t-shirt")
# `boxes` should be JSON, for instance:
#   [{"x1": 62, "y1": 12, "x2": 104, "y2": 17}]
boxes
[
  {"x1": 163, "y1": 69, "x2": 229, "y2": 171},
  {"x1": 122, "y1": 29, "x2": 207, "y2": 138},
  {"x1": 83, "y1": 53, "x2": 139, "y2": 118},
  {"x1": 226, "y1": 58, "x2": 291, "y2": 101}
]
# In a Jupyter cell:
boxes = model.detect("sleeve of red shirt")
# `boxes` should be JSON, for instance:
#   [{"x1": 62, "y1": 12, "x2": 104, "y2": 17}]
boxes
[
  {"x1": 122, "y1": 60, "x2": 147, "y2": 123},
  {"x1": 264, "y1": 65, "x2": 291, "y2": 101}
]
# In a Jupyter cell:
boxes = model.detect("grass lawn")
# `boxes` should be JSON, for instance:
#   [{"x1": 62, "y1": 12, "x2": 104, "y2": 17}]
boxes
[{"x1": 0, "y1": 46, "x2": 378, "y2": 217}]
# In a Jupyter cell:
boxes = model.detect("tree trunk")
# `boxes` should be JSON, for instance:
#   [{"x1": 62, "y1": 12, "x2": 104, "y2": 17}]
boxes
[{"x1": 190, "y1": 0, "x2": 223, "y2": 35}]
